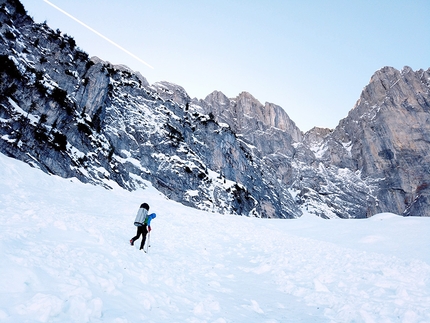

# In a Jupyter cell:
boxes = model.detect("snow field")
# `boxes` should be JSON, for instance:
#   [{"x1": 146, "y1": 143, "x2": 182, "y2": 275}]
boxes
[{"x1": 0, "y1": 153, "x2": 429, "y2": 322}]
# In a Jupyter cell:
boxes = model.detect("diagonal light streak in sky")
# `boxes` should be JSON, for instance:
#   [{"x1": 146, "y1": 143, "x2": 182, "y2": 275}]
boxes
[{"x1": 43, "y1": 0, "x2": 154, "y2": 69}]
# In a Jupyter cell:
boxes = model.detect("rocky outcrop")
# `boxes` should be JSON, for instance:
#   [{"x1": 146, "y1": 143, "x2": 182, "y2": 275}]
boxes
[
  {"x1": 0, "y1": 0, "x2": 300, "y2": 219},
  {"x1": 325, "y1": 67, "x2": 430, "y2": 216},
  {"x1": 1, "y1": 0, "x2": 430, "y2": 218},
  {"x1": 202, "y1": 91, "x2": 302, "y2": 148},
  {"x1": 294, "y1": 66, "x2": 430, "y2": 217}
]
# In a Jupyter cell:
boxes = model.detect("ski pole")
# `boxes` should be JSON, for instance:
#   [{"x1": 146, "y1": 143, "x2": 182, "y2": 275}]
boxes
[{"x1": 146, "y1": 231, "x2": 150, "y2": 253}]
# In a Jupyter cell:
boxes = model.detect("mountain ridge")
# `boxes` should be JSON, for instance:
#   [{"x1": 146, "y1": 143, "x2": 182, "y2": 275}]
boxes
[{"x1": 1, "y1": 0, "x2": 429, "y2": 218}]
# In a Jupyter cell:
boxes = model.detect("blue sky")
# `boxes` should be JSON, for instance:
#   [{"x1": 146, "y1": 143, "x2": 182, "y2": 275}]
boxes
[{"x1": 20, "y1": 0, "x2": 429, "y2": 131}]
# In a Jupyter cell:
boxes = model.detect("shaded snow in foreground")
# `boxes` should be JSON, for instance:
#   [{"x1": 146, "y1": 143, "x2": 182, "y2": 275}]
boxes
[{"x1": 0, "y1": 153, "x2": 429, "y2": 323}]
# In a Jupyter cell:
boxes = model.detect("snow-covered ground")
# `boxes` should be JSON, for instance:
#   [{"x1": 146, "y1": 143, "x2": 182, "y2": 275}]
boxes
[{"x1": 0, "y1": 153, "x2": 429, "y2": 323}]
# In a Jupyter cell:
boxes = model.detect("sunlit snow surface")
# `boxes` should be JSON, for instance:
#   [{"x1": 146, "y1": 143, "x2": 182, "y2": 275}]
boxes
[{"x1": 0, "y1": 153, "x2": 429, "y2": 323}]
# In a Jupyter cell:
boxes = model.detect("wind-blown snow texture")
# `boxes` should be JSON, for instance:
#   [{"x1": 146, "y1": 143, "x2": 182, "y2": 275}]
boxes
[{"x1": 1, "y1": 153, "x2": 429, "y2": 322}]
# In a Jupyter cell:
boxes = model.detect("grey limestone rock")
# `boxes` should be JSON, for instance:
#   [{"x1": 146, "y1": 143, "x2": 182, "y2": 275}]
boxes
[{"x1": 1, "y1": 0, "x2": 430, "y2": 218}]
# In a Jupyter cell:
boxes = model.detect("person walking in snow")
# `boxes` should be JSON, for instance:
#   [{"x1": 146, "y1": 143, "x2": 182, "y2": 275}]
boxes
[{"x1": 130, "y1": 202, "x2": 156, "y2": 251}]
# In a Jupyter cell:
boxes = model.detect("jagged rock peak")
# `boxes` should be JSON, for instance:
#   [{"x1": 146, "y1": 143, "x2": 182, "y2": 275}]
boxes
[
  {"x1": 151, "y1": 81, "x2": 190, "y2": 106},
  {"x1": 90, "y1": 56, "x2": 149, "y2": 87},
  {"x1": 354, "y1": 66, "x2": 430, "y2": 111},
  {"x1": 204, "y1": 90, "x2": 230, "y2": 106},
  {"x1": 235, "y1": 90, "x2": 260, "y2": 103},
  {"x1": 203, "y1": 90, "x2": 302, "y2": 141},
  {"x1": 263, "y1": 101, "x2": 302, "y2": 141}
]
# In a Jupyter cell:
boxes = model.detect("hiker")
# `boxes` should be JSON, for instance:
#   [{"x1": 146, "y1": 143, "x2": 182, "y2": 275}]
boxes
[{"x1": 130, "y1": 202, "x2": 156, "y2": 250}]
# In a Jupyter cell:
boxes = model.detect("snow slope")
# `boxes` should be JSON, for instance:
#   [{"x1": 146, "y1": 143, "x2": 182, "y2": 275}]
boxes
[{"x1": 0, "y1": 153, "x2": 429, "y2": 323}]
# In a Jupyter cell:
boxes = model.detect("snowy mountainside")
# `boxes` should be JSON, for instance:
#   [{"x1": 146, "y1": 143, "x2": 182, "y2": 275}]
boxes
[
  {"x1": 0, "y1": 0, "x2": 299, "y2": 219},
  {"x1": 1, "y1": 146, "x2": 430, "y2": 322},
  {"x1": 308, "y1": 66, "x2": 430, "y2": 217},
  {"x1": 1, "y1": 0, "x2": 430, "y2": 219}
]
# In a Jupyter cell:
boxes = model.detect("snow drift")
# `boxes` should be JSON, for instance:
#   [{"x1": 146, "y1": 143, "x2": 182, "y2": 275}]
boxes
[{"x1": 0, "y1": 153, "x2": 429, "y2": 322}]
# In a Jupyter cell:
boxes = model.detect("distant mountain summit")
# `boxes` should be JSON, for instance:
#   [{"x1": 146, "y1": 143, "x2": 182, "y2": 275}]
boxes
[{"x1": 1, "y1": 0, "x2": 430, "y2": 218}]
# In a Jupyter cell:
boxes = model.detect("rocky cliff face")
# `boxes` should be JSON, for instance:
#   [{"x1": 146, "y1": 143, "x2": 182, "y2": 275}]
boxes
[
  {"x1": 1, "y1": 0, "x2": 429, "y2": 218},
  {"x1": 0, "y1": 0, "x2": 299, "y2": 219},
  {"x1": 324, "y1": 67, "x2": 430, "y2": 216}
]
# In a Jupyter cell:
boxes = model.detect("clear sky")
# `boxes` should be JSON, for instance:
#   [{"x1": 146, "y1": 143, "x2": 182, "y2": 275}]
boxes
[{"x1": 20, "y1": 0, "x2": 430, "y2": 132}]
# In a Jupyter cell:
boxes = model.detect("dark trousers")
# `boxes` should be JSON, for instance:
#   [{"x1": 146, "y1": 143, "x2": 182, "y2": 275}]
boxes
[{"x1": 131, "y1": 225, "x2": 148, "y2": 250}]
